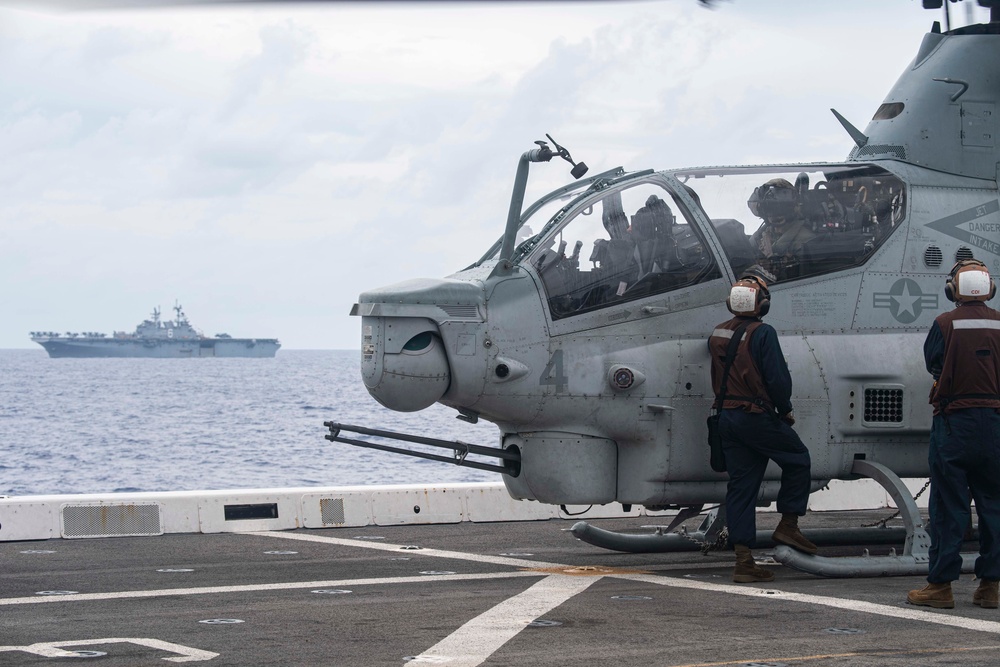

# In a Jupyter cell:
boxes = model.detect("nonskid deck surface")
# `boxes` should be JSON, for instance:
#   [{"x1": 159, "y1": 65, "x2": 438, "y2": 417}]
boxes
[{"x1": 2, "y1": 512, "x2": 998, "y2": 667}]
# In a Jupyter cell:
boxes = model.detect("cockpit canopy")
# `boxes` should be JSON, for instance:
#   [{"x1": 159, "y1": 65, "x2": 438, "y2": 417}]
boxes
[{"x1": 497, "y1": 163, "x2": 906, "y2": 321}]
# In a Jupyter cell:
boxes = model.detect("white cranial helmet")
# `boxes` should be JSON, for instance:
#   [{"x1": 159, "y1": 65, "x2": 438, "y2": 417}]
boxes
[
  {"x1": 958, "y1": 269, "x2": 993, "y2": 301},
  {"x1": 728, "y1": 285, "x2": 758, "y2": 314}
]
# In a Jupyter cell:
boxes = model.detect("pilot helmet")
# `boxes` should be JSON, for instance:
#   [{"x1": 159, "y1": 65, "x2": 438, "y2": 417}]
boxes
[
  {"x1": 630, "y1": 195, "x2": 675, "y2": 239},
  {"x1": 747, "y1": 178, "x2": 797, "y2": 225},
  {"x1": 726, "y1": 273, "x2": 771, "y2": 317},
  {"x1": 945, "y1": 259, "x2": 996, "y2": 303}
]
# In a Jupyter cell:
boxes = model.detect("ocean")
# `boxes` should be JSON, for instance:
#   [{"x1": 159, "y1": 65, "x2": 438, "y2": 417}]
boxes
[{"x1": 0, "y1": 349, "x2": 500, "y2": 496}]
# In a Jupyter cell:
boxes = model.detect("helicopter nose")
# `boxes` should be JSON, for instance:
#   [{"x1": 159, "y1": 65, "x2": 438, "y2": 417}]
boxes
[
  {"x1": 360, "y1": 317, "x2": 450, "y2": 412},
  {"x1": 353, "y1": 276, "x2": 485, "y2": 413}
]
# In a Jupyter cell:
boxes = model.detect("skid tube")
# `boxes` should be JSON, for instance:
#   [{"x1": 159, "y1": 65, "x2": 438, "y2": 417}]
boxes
[
  {"x1": 324, "y1": 421, "x2": 520, "y2": 476},
  {"x1": 575, "y1": 459, "x2": 980, "y2": 577},
  {"x1": 774, "y1": 458, "x2": 976, "y2": 577},
  {"x1": 571, "y1": 522, "x2": 910, "y2": 554}
]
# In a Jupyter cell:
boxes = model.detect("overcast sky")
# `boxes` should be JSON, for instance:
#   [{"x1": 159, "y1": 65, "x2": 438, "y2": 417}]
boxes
[{"x1": 0, "y1": 0, "x2": 989, "y2": 350}]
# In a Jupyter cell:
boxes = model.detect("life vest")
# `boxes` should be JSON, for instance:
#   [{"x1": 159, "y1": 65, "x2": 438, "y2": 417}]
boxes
[
  {"x1": 930, "y1": 302, "x2": 1000, "y2": 414},
  {"x1": 709, "y1": 317, "x2": 773, "y2": 413}
]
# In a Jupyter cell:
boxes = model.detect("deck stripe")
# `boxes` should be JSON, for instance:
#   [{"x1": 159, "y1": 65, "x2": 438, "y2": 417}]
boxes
[
  {"x1": 622, "y1": 572, "x2": 1000, "y2": 635},
  {"x1": 0, "y1": 571, "x2": 541, "y2": 606},
  {"x1": 407, "y1": 574, "x2": 598, "y2": 666},
  {"x1": 254, "y1": 530, "x2": 567, "y2": 569}
]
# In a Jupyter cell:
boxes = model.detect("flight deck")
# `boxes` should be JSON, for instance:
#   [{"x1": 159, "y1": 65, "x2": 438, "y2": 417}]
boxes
[{"x1": 3, "y1": 509, "x2": 999, "y2": 667}]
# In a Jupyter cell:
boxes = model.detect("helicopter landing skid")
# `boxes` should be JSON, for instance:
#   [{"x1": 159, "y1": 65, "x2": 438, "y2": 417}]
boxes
[
  {"x1": 572, "y1": 505, "x2": 731, "y2": 554},
  {"x1": 571, "y1": 502, "x2": 910, "y2": 555},
  {"x1": 773, "y1": 459, "x2": 975, "y2": 578}
]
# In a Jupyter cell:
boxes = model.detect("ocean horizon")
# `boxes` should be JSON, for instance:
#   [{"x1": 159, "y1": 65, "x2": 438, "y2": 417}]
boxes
[{"x1": 0, "y1": 349, "x2": 501, "y2": 496}]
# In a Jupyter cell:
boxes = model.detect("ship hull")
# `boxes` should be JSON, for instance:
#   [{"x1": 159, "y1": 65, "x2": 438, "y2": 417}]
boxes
[{"x1": 36, "y1": 339, "x2": 280, "y2": 359}]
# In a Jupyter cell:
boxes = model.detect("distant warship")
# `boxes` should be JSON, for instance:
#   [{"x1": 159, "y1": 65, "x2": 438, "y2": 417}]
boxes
[{"x1": 30, "y1": 303, "x2": 280, "y2": 358}]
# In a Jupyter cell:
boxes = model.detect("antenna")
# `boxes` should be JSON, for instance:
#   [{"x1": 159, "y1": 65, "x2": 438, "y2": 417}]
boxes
[{"x1": 830, "y1": 109, "x2": 869, "y2": 149}]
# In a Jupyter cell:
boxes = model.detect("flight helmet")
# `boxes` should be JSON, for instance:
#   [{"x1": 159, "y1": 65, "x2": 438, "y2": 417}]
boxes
[{"x1": 747, "y1": 178, "x2": 798, "y2": 225}]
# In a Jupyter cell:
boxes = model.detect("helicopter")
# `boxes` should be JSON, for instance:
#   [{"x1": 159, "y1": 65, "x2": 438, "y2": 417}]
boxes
[{"x1": 324, "y1": 0, "x2": 1000, "y2": 578}]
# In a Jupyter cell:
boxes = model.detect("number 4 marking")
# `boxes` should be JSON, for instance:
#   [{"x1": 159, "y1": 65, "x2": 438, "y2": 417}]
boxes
[{"x1": 540, "y1": 350, "x2": 568, "y2": 393}]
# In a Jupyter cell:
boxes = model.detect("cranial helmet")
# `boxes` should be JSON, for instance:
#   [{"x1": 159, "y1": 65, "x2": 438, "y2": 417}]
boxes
[
  {"x1": 630, "y1": 194, "x2": 675, "y2": 239},
  {"x1": 747, "y1": 178, "x2": 798, "y2": 224},
  {"x1": 726, "y1": 273, "x2": 771, "y2": 317},
  {"x1": 945, "y1": 258, "x2": 996, "y2": 303}
]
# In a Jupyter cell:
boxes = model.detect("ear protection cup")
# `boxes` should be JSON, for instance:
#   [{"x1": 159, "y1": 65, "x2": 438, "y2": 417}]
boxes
[
  {"x1": 946, "y1": 259, "x2": 996, "y2": 302},
  {"x1": 758, "y1": 292, "x2": 771, "y2": 317},
  {"x1": 744, "y1": 274, "x2": 771, "y2": 316}
]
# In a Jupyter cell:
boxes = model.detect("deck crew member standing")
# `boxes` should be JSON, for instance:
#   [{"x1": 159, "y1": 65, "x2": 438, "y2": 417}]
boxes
[
  {"x1": 908, "y1": 259, "x2": 1000, "y2": 610},
  {"x1": 709, "y1": 272, "x2": 817, "y2": 583}
]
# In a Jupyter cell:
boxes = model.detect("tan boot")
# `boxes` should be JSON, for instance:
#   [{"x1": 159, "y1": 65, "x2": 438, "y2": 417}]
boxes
[
  {"x1": 907, "y1": 582, "x2": 955, "y2": 609},
  {"x1": 771, "y1": 513, "x2": 818, "y2": 555},
  {"x1": 974, "y1": 579, "x2": 999, "y2": 609},
  {"x1": 733, "y1": 544, "x2": 775, "y2": 583}
]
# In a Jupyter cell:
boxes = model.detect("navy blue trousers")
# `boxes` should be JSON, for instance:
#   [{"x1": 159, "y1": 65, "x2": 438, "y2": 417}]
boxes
[
  {"x1": 928, "y1": 408, "x2": 1000, "y2": 583},
  {"x1": 719, "y1": 409, "x2": 812, "y2": 548}
]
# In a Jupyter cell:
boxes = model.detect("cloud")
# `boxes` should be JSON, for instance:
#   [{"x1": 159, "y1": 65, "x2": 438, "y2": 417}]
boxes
[{"x1": 0, "y1": 0, "x2": 980, "y2": 349}]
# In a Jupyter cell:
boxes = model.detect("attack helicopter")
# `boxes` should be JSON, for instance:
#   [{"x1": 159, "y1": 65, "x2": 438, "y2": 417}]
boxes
[{"x1": 326, "y1": 0, "x2": 1000, "y2": 578}]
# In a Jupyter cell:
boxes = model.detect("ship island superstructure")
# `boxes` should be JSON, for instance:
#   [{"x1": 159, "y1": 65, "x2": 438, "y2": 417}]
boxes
[{"x1": 30, "y1": 303, "x2": 280, "y2": 358}]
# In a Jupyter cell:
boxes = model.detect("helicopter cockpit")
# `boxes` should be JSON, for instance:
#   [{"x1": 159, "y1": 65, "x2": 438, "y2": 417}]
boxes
[
  {"x1": 529, "y1": 182, "x2": 721, "y2": 319},
  {"x1": 684, "y1": 164, "x2": 907, "y2": 284},
  {"x1": 507, "y1": 164, "x2": 906, "y2": 322}
]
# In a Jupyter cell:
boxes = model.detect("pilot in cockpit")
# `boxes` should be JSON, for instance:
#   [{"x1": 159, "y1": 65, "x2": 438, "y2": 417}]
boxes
[
  {"x1": 748, "y1": 178, "x2": 815, "y2": 280},
  {"x1": 629, "y1": 194, "x2": 678, "y2": 276}
]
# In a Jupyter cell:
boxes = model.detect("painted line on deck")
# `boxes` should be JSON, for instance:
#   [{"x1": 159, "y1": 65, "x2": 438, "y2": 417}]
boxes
[
  {"x1": 254, "y1": 529, "x2": 731, "y2": 574},
  {"x1": 0, "y1": 638, "x2": 218, "y2": 662},
  {"x1": 621, "y1": 572, "x2": 1000, "y2": 635},
  {"x1": 668, "y1": 645, "x2": 1000, "y2": 667},
  {"x1": 0, "y1": 571, "x2": 541, "y2": 606},
  {"x1": 408, "y1": 574, "x2": 599, "y2": 667},
  {"x1": 253, "y1": 530, "x2": 567, "y2": 569}
]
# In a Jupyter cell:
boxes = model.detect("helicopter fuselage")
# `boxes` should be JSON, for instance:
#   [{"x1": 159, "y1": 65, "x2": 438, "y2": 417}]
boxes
[{"x1": 351, "y1": 20, "x2": 1000, "y2": 513}]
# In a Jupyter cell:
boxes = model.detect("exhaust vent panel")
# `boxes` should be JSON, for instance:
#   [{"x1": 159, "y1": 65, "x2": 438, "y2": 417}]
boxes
[
  {"x1": 320, "y1": 497, "x2": 347, "y2": 525},
  {"x1": 61, "y1": 502, "x2": 163, "y2": 538}
]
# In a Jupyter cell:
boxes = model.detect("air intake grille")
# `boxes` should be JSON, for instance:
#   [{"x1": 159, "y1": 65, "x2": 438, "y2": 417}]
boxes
[
  {"x1": 924, "y1": 245, "x2": 943, "y2": 268},
  {"x1": 439, "y1": 305, "x2": 479, "y2": 318},
  {"x1": 62, "y1": 503, "x2": 162, "y2": 538},
  {"x1": 320, "y1": 497, "x2": 346, "y2": 525},
  {"x1": 864, "y1": 388, "x2": 904, "y2": 424},
  {"x1": 956, "y1": 246, "x2": 975, "y2": 262},
  {"x1": 851, "y1": 144, "x2": 907, "y2": 160}
]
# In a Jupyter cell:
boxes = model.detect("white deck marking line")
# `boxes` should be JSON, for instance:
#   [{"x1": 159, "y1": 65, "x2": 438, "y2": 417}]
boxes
[
  {"x1": 620, "y1": 573, "x2": 1000, "y2": 635},
  {"x1": 253, "y1": 530, "x2": 567, "y2": 569},
  {"x1": 0, "y1": 572, "x2": 541, "y2": 606},
  {"x1": 254, "y1": 529, "x2": 732, "y2": 574},
  {"x1": 0, "y1": 638, "x2": 218, "y2": 663},
  {"x1": 408, "y1": 574, "x2": 599, "y2": 667}
]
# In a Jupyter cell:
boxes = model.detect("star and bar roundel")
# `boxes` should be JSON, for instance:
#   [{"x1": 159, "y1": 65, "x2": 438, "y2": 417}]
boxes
[{"x1": 873, "y1": 278, "x2": 939, "y2": 324}]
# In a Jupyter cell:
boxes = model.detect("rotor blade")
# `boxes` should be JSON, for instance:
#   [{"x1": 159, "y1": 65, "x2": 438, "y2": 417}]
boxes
[{"x1": 0, "y1": 0, "x2": 662, "y2": 10}]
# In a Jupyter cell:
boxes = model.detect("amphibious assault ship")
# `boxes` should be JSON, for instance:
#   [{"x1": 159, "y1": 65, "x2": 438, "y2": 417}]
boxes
[{"x1": 30, "y1": 303, "x2": 280, "y2": 358}]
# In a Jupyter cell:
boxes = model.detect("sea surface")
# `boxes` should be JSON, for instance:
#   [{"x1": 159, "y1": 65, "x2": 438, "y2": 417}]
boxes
[{"x1": 0, "y1": 349, "x2": 501, "y2": 496}]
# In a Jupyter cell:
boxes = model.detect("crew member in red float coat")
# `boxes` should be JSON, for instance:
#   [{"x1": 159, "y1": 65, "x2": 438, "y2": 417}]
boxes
[
  {"x1": 909, "y1": 259, "x2": 1000, "y2": 610},
  {"x1": 708, "y1": 271, "x2": 816, "y2": 584}
]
